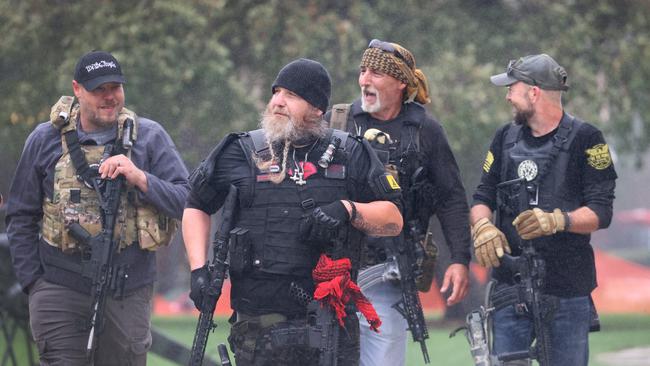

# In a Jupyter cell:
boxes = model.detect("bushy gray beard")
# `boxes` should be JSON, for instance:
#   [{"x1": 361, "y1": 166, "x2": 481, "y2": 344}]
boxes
[{"x1": 259, "y1": 107, "x2": 326, "y2": 145}]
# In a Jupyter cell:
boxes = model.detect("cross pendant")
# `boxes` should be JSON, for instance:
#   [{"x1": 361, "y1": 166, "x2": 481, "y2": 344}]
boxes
[{"x1": 291, "y1": 171, "x2": 306, "y2": 185}]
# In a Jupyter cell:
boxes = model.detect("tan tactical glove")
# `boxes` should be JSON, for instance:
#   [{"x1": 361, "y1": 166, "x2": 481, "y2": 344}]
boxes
[
  {"x1": 471, "y1": 217, "x2": 511, "y2": 268},
  {"x1": 512, "y1": 208, "x2": 566, "y2": 240}
]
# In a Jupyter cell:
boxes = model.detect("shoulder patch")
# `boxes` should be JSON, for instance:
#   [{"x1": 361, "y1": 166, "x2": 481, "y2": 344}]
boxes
[
  {"x1": 585, "y1": 143, "x2": 612, "y2": 170},
  {"x1": 385, "y1": 174, "x2": 401, "y2": 190},
  {"x1": 483, "y1": 150, "x2": 494, "y2": 173}
]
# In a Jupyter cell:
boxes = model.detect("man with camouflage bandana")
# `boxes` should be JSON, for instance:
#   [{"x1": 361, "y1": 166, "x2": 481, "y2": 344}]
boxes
[
  {"x1": 5, "y1": 50, "x2": 189, "y2": 365},
  {"x1": 325, "y1": 39, "x2": 472, "y2": 366}
]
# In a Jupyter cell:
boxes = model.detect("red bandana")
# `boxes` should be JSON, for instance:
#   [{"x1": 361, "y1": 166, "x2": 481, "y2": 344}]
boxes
[{"x1": 312, "y1": 254, "x2": 381, "y2": 332}]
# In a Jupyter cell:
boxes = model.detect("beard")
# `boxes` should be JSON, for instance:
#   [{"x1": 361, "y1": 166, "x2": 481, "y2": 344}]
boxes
[
  {"x1": 360, "y1": 86, "x2": 382, "y2": 113},
  {"x1": 259, "y1": 105, "x2": 326, "y2": 145},
  {"x1": 513, "y1": 104, "x2": 534, "y2": 126}
]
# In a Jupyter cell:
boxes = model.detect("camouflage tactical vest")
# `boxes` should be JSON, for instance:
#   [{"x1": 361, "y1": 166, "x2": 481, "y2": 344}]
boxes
[{"x1": 41, "y1": 96, "x2": 177, "y2": 253}]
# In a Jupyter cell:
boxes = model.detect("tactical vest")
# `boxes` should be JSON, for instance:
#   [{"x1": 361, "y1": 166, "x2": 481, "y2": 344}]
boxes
[
  {"x1": 497, "y1": 115, "x2": 583, "y2": 246},
  {"x1": 41, "y1": 96, "x2": 176, "y2": 253},
  {"x1": 329, "y1": 103, "x2": 422, "y2": 195},
  {"x1": 229, "y1": 129, "x2": 363, "y2": 278}
]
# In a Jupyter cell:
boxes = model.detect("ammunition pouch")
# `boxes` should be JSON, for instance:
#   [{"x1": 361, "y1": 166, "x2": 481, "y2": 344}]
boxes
[
  {"x1": 229, "y1": 227, "x2": 252, "y2": 275},
  {"x1": 415, "y1": 230, "x2": 438, "y2": 292},
  {"x1": 228, "y1": 312, "x2": 319, "y2": 365}
]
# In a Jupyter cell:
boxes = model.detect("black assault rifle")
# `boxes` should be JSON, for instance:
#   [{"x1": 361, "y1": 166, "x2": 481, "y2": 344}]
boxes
[
  {"x1": 357, "y1": 167, "x2": 430, "y2": 364},
  {"x1": 496, "y1": 176, "x2": 554, "y2": 366},
  {"x1": 189, "y1": 185, "x2": 239, "y2": 366},
  {"x1": 67, "y1": 118, "x2": 134, "y2": 357}
]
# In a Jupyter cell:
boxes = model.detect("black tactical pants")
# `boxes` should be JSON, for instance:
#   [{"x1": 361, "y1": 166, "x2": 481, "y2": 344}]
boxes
[
  {"x1": 28, "y1": 278, "x2": 152, "y2": 366},
  {"x1": 228, "y1": 310, "x2": 360, "y2": 366}
]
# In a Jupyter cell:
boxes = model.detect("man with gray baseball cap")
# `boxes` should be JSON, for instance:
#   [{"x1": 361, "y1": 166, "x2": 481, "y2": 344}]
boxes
[{"x1": 469, "y1": 54, "x2": 617, "y2": 365}]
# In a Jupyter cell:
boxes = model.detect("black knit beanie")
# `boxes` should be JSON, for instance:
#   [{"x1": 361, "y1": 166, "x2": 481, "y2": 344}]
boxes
[{"x1": 271, "y1": 58, "x2": 331, "y2": 113}]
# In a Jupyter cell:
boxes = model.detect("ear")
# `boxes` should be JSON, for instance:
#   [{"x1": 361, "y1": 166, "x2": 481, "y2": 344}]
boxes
[
  {"x1": 72, "y1": 80, "x2": 83, "y2": 98},
  {"x1": 398, "y1": 81, "x2": 407, "y2": 91},
  {"x1": 528, "y1": 85, "x2": 541, "y2": 102}
]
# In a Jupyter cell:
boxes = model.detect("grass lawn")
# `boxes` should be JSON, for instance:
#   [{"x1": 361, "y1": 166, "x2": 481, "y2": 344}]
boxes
[
  {"x1": 148, "y1": 313, "x2": 650, "y2": 366},
  {"x1": 2, "y1": 313, "x2": 649, "y2": 365}
]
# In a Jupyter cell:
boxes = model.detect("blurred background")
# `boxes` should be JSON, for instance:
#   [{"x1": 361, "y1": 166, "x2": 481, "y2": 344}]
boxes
[{"x1": 1, "y1": 0, "x2": 649, "y2": 364}]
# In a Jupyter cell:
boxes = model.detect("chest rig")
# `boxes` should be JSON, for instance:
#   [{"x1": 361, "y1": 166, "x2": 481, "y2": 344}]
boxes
[
  {"x1": 41, "y1": 96, "x2": 176, "y2": 253},
  {"x1": 230, "y1": 129, "x2": 363, "y2": 279},
  {"x1": 497, "y1": 116, "x2": 583, "y2": 246},
  {"x1": 330, "y1": 104, "x2": 422, "y2": 188}
]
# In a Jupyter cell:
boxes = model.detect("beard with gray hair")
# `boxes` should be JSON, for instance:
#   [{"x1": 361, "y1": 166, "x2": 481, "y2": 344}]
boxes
[
  {"x1": 255, "y1": 104, "x2": 326, "y2": 184},
  {"x1": 361, "y1": 86, "x2": 382, "y2": 113},
  {"x1": 259, "y1": 104, "x2": 326, "y2": 145}
]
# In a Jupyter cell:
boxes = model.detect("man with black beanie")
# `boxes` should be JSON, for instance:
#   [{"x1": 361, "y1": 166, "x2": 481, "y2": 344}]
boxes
[{"x1": 183, "y1": 58, "x2": 403, "y2": 365}]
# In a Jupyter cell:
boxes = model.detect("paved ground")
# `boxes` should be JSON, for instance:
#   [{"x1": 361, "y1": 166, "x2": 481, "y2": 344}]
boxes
[{"x1": 596, "y1": 346, "x2": 650, "y2": 366}]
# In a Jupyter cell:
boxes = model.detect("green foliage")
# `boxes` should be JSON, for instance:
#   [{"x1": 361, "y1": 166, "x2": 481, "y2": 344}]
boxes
[{"x1": 1, "y1": 0, "x2": 649, "y2": 200}]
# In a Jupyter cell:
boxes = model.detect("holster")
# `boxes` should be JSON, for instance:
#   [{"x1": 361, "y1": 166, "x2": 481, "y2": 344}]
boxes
[{"x1": 229, "y1": 227, "x2": 252, "y2": 275}]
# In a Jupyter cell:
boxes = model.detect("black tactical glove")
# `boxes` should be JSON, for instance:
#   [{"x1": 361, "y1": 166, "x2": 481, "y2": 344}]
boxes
[
  {"x1": 189, "y1": 264, "x2": 212, "y2": 312},
  {"x1": 301, "y1": 200, "x2": 350, "y2": 244}
]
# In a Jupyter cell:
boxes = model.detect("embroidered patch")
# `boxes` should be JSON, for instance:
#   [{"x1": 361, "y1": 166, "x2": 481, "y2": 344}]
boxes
[
  {"x1": 483, "y1": 151, "x2": 494, "y2": 173},
  {"x1": 586, "y1": 144, "x2": 612, "y2": 170},
  {"x1": 386, "y1": 174, "x2": 401, "y2": 190},
  {"x1": 517, "y1": 159, "x2": 538, "y2": 181}
]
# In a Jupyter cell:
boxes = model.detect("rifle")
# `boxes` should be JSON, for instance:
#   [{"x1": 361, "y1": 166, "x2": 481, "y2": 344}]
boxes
[
  {"x1": 189, "y1": 185, "x2": 239, "y2": 366},
  {"x1": 395, "y1": 166, "x2": 431, "y2": 363},
  {"x1": 495, "y1": 176, "x2": 554, "y2": 366},
  {"x1": 68, "y1": 118, "x2": 134, "y2": 357},
  {"x1": 357, "y1": 167, "x2": 431, "y2": 364}
]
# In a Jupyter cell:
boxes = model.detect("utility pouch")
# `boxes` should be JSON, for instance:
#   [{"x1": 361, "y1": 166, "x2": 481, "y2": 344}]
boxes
[
  {"x1": 229, "y1": 227, "x2": 252, "y2": 275},
  {"x1": 415, "y1": 230, "x2": 438, "y2": 292}
]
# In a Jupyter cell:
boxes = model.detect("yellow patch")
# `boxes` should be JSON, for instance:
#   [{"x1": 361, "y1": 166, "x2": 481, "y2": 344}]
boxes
[
  {"x1": 585, "y1": 143, "x2": 612, "y2": 170},
  {"x1": 483, "y1": 151, "x2": 494, "y2": 173},
  {"x1": 386, "y1": 174, "x2": 401, "y2": 190}
]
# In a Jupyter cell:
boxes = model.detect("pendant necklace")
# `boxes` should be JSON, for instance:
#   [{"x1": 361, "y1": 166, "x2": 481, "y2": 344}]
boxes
[{"x1": 290, "y1": 139, "x2": 318, "y2": 186}]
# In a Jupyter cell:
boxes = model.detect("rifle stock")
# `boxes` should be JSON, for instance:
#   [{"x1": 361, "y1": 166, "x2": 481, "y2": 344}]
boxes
[{"x1": 189, "y1": 185, "x2": 239, "y2": 366}]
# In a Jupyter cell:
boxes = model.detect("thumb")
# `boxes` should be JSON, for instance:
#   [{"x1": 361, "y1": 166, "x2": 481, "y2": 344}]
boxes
[{"x1": 440, "y1": 271, "x2": 451, "y2": 293}]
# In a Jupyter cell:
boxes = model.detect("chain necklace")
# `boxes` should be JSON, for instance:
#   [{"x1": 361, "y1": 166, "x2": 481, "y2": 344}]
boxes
[{"x1": 290, "y1": 139, "x2": 319, "y2": 186}]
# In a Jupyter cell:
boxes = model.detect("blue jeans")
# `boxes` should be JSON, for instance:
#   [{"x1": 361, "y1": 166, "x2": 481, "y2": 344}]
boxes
[{"x1": 493, "y1": 295, "x2": 590, "y2": 366}]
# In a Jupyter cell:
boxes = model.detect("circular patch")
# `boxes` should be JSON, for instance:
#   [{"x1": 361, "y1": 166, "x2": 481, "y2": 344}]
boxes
[{"x1": 517, "y1": 160, "x2": 538, "y2": 181}]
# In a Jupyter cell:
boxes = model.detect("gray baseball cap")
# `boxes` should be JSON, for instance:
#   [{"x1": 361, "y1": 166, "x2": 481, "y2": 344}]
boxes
[{"x1": 490, "y1": 54, "x2": 569, "y2": 91}]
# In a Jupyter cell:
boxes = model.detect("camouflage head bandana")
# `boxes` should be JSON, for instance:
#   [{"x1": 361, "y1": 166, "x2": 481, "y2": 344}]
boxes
[{"x1": 360, "y1": 40, "x2": 431, "y2": 104}]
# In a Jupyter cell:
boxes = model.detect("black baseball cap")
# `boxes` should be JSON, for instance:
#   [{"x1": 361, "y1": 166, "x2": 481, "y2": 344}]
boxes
[
  {"x1": 74, "y1": 51, "x2": 126, "y2": 91},
  {"x1": 490, "y1": 54, "x2": 569, "y2": 91}
]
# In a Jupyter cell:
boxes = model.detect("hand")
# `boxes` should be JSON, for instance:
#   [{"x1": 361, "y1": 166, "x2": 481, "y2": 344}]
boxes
[
  {"x1": 440, "y1": 263, "x2": 469, "y2": 306},
  {"x1": 472, "y1": 217, "x2": 511, "y2": 268},
  {"x1": 98, "y1": 154, "x2": 148, "y2": 192},
  {"x1": 189, "y1": 265, "x2": 211, "y2": 312},
  {"x1": 512, "y1": 208, "x2": 566, "y2": 240},
  {"x1": 301, "y1": 200, "x2": 350, "y2": 243}
]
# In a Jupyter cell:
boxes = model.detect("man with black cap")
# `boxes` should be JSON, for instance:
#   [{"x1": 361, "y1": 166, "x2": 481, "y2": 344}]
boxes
[
  {"x1": 326, "y1": 40, "x2": 471, "y2": 366},
  {"x1": 5, "y1": 50, "x2": 189, "y2": 365},
  {"x1": 470, "y1": 54, "x2": 617, "y2": 365},
  {"x1": 183, "y1": 58, "x2": 403, "y2": 365}
]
